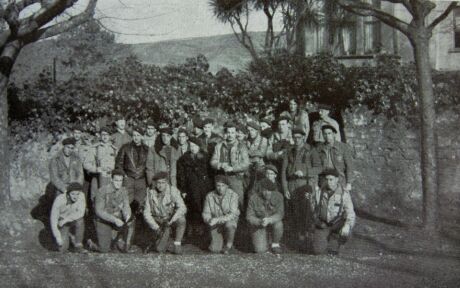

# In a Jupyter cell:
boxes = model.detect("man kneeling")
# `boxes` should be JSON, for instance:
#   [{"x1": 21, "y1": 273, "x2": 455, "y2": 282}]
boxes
[
  {"x1": 311, "y1": 168, "x2": 355, "y2": 255},
  {"x1": 94, "y1": 169, "x2": 133, "y2": 253},
  {"x1": 144, "y1": 171, "x2": 187, "y2": 254},
  {"x1": 202, "y1": 175, "x2": 240, "y2": 254},
  {"x1": 50, "y1": 183, "x2": 86, "y2": 252},
  {"x1": 246, "y1": 178, "x2": 284, "y2": 254}
]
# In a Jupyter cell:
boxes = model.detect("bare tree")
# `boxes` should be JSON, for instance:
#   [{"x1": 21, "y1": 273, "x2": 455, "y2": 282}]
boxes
[
  {"x1": 337, "y1": 0, "x2": 458, "y2": 235},
  {"x1": 0, "y1": 0, "x2": 97, "y2": 202}
]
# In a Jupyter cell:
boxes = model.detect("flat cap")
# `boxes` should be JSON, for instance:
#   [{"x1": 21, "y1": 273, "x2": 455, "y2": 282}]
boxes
[
  {"x1": 292, "y1": 128, "x2": 306, "y2": 136},
  {"x1": 202, "y1": 118, "x2": 214, "y2": 126},
  {"x1": 276, "y1": 115, "x2": 291, "y2": 123},
  {"x1": 319, "y1": 168, "x2": 340, "y2": 178},
  {"x1": 247, "y1": 121, "x2": 260, "y2": 131},
  {"x1": 321, "y1": 124, "x2": 337, "y2": 134},
  {"x1": 214, "y1": 175, "x2": 229, "y2": 185},
  {"x1": 159, "y1": 127, "x2": 173, "y2": 135},
  {"x1": 224, "y1": 121, "x2": 237, "y2": 129},
  {"x1": 131, "y1": 125, "x2": 143, "y2": 134},
  {"x1": 67, "y1": 182, "x2": 83, "y2": 193},
  {"x1": 188, "y1": 136, "x2": 201, "y2": 147},
  {"x1": 111, "y1": 169, "x2": 125, "y2": 177},
  {"x1": 265, "y1": 164, "x2": 278, "y2": 174},
  {"x1": 100, "y1": 126, "x2": 111, "y2": 134},
  {"x1": 62, "y1": 137, "x2": 76, "y2": 146}
]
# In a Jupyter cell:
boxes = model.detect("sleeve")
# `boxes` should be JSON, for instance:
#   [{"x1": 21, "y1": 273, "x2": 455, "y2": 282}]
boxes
[
  {"x1": 231, "y1": 145, "x2": 250, "y2": 173},
  {"x1": 342, "y1": 191, "x2": 356, "y2": 229},
  {"x1": 202, "y1": 194, "x2": 212, "y2": 225},
  {"x1": 343, "y1": 144, "x2": 354, "y2": 184},
  {"x1": 143, "y1": 192, "x2": 159, "y2": 230},
  {"x1": 64, "y1": 193, "x2": 86, "y2": 223},
  {"x1": 122, "y1": 191, "x2": 132, "y2": 221},
  {"x1": 76, "y1": 160, "x2": 84, "y2": 186},
  {"x1": 49, "y1": 158, "x2": 67, "y2": 193},
  {"x1": 281, "y1": 154, "x2": 289, "y2": 196},
  {"x1": 307, "y1": 149, "x2": 322, "y2": 188},
  {"x1": 245, "y1": 196, "x2": 260, "y2": 226},
  {"x1": 268, "y1": 193, "x2": 285, "y2": 223},
  {"x1": 170, "y1": 187, "x2": 187, "y2": 223},
  {"x1": 82, "y1": 147, "x2": 97, "y2": 173},
  {"x1": 265, "y1": 135, "x2": 281, "y2": 160},
  {"x1": 217, "y1": 192, "x2": 240, "y2": 224},
  {"x1": 170, "y1": 150, "x2": 179, "y2": 187},
  {"x1": 210, "y1": 143, "x2": 221, "y2": 171},
  {"x1": 115, "y1": 145, "x2": 125, "y2": 171},
  {"x1": 300, "y1": 111, "x2": 310, "y2": 139},
  {"x1": 176, "y1": 157, "x2": 186, "y2": 192},
  {"x1": 95, "y1": 188, "x2": 118, "y2": 224},
  {"x1": 50, "y1": 196, "x2": 63, "y2": 240},
  {"x1": 327, "y1": 118, "x2": 341, "y2": 142},
  {"x1": 145, "y1": 148, "x2": 155, "y2": 187}
]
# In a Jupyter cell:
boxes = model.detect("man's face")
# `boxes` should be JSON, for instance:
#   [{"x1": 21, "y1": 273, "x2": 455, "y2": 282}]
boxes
[
  {"x1": 262, "y1": 189, "x2": 272, "y2": 200},
  {"x1": 116, "y1": 119, "x2": 126, "y2": 130},
  {"x1": 156, "y1": 178, "x2": 168, "y2": 192},
  {"x1": 289, "y1": 100, "x2": 298, "y2": 113},
  {"x1": 215, "y1": 182, "x2": 227, "y2": 195},
  {"x1": 293, "y1": 133, "x2": 304, "y2": 146},
  {"x1": 236, "y1": 130, "x2": 246, "y2": 141},
  {"x1": 73, "y1": 130, "x2": 82, "y2": 141},
  {"x1": 146, "y1": 126, "x2": 156, "y2": 137},
  {"x1": 161, "y1": 133, "x2": 172, "y2": 146},
  {"x1": 132, "y1": 131, "x2": 142, "y2": 145},
  {"x1": 63, "y1": 144, "x2": 74, "y2": 157},
  {"x1": 189, "y1": 142, "x2": 200, "y2": 154},
  {"x1": 319, "y1": 109, "x2": 330, "y2": 119},
  {"x1": 112, "y1": 175, "x2": 124, "y2": 190},
  {"x1": 247, "y1": 126, "x2": 258, "y2": 139},
  {"x1": 325, "y1": 175, "x2": 339, "y2": 191},
  {"x1": 69, "y1": 190, "x2": 80, "y2": 202},
  {"x1": 194, "y1": 127, "x2": 203, "y2": 136},
  {"x1": 278, "y1": 120, "x2": 289, "y2": 133},
  {"x1": 178, "y1": 132, "x2": 188, "y2": 146},
  {"x1": 203, "y1": 123, "x2": 213, "y2": 136},
  {"x1": 323, "y1": 128, "x2": 335, "y2": 144},
  {"x1": 265, "y1": 170, "x2": 277, "y2": 183},
  {"x1": 226, "y1": 127, "x2": 237, "y2": 143},
  {"x1": 101, "y1": 132, "x2": 110, "y2": 143}
]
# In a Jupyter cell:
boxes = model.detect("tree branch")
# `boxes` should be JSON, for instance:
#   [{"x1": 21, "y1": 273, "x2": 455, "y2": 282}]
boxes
[{"x1": 428, "y1": 2, "x2": 458, "y2": 31}]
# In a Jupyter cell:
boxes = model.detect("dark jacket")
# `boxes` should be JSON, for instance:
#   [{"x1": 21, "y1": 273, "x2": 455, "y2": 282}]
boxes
[
  {"x1": 176, "y1": 151, "x2": 214, "y2": 214},
  {"x1": 115, "y1": 142, "x2": 149, "y2": 180},
  {"x1": 316, "y1": 141, "x2": 354, "y2": 184},
  {"x1": 199, "y1": 133, "x2": 221, "y2": 155},
  {"x1": 49, "y1": 150, "x2": 84, "y2": 194}
]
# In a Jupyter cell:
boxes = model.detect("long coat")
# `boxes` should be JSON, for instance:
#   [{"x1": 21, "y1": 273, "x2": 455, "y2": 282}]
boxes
[
  {"x1": 176, "y1": 151, "x2": 214, "y2": 217},
  {"x1": 146, "y1": 145, "x2": 181, "y2": 187}
]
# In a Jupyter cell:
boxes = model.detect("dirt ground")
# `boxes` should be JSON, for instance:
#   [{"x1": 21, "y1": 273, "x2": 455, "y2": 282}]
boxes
[{"x1": 1, "y1": 218, "x2": 460, "y2": 288}]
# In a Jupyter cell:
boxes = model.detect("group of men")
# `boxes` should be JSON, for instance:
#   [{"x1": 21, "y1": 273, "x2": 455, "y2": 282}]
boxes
[{"x1": 49, "y1": 99, "x2": 356, "y2": 255}]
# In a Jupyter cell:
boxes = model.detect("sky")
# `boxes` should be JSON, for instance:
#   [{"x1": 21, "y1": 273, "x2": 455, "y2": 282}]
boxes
[{"x1": 92, "y1": 0, "x2": 275, "y2": 43}]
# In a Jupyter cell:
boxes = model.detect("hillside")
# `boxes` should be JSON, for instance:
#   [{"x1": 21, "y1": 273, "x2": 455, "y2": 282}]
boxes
[{"x1": 10, "y1": 33, "x2": 263, "y2": 85}]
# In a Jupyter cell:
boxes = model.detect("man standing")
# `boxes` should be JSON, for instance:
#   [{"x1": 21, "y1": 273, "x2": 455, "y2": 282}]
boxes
[
  {"x1": 146, "y1": 127, "x2": 181, "y2": 187},
  {"x1": 50, "y1": 182, "x2": 86, "y2": 252},
  {"x1": 115, "y1": 126, "x2": 149, "y2": 209},
  {"x1": 112, "y1": 116, "x2": 132, "y2": 151},
  {"x1": 143, "y1": 121, "x2": 158, "y2": 149},
  {"x1": 49, "y1": 137, "x2": 84, "y2": 196},
  {"x1": 94, "y1": 170, "x2": 133, "y2": 253},
  {"x1": 281, "y1": 99, "x2": 310, "y2": 138},
  {"x1": 281, "y1": 128, "x2": 321, "y2": 244},
  {"x1": 312, "y1": 104, "x2": 341, "y2": 144},
  {"x1": 246, "y1": 121, "x2": 268, "y2": 192},
  {"x1": 93, "y1": 127, "x2": 117, "y2": 190},
  {"x1": 143, "y1": 172, "x2": 187, "y2": 254},
  {"x1": 199, "y1": 118, "x2": 221, "y2": 155},
  {"x1": 176, "y1": 128, "x2": 189, "y2": 156},
  {"x1": 317, "y1": 125, "x2": 353, "y2": 191},
  {"x1": 246, "y1": 178, "x2": 284, "y2": 254},
  {"x1": 311, "y1": 169, "x2": 355, "y2": 255},
  {"x1": 211, "y1": 122, "x2": 250, "y2": 208},
  {"x1": 202, "y1": 176, "x2": 240, "y2": 254},
  {"x1": 266, "y1": 116, "x2": 293, "y2": 162}
]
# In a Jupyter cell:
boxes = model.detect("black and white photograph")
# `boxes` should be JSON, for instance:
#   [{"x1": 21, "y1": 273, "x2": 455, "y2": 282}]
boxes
[{"x1": 0, "y1": 0, "x2": 459, "y2": 287}]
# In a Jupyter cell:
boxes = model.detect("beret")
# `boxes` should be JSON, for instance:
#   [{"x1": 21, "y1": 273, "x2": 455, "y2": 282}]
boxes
[
  {"x1": 100, "y1": 127, "x2": 111, "y2": 134},
  {"x1": 276, "y1": 115, "x2": 291, "y2": 123},
  {"x1": 159, "y1": 127, "x2": 173, "y2": 135},
  {"x1": 259, "y1": 118, "x2": 272, "y2": 126},
  {"x1": 214, "y1": 175, "x2": 229, "y2": 185},
  {"x1": 292, "y1": 128, "x2": 306, "y2": 136},
  {"x1": 131, "y1": 125, "x2": 143, "y2": 134},
  {"x1": 111, "y1": 169, "x2": 125, "y2": 177},
  {"x1": 247, "y1": 121, "x2": 260, "y2": 131},
  {"x1": 152, "y1": 171, "x2": 169, "y2": 181},
  {"x1": 188, "y1": 136, "x2": 201, "y2": 147},
  {"x1": 319, "y1": 168, "x2": 340, "y2": 178},
  {"x1": 177, "y1": 128, "x2": 188, "y2": 136},
  {"x1": 62, "y1": 137, "x2": 76, "y2": 146},
  {"x1": 224, "y1": 121, "x2": 237, "y2": 129},
  {"x1": 237, "y1": 124, "x2": 248, "y2": 134},
  {"x1": 259, "y1": 178, "x2": 277, "y2": 192},
  {"x1": 321, "y1": 124, "x2": 338, "y2": 134},
  {"x1": 67, "y1": 182, "x2": 83, "y2": 193},
  {"x1": 146, "y1": 120, "x2": 156, "y2": 128},
  {"x1": 202, "y1": 118, "x2": 214, "y2": 126},
  {"x1": 265, "y1": 164, "x2": 278, "y2": 174},
  {"x1": 317, "y1": 103, "x2": 332, "y2": 110}
]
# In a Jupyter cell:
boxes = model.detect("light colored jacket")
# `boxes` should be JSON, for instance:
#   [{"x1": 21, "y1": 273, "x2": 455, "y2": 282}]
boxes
[
  {"x1": 210, "y1": 141, "x2": 250, "y2": 175},
  {"x1": 143, "y1": 185, "x2": 186, "y2": 229},
  {"x1": 50, "y1": 192, "x2": 86, "y2": 240},
  {"x1": 202, "y1": 188, "x2": 240, "y2": 225},
  {"x1": 312, "y1": 185, "x2": 355, "y2": 230}
]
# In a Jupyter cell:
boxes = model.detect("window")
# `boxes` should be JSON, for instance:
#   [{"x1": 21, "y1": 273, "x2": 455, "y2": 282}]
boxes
[{"x1": 454, "y1": 8, "x2": 460, "y2": 48}]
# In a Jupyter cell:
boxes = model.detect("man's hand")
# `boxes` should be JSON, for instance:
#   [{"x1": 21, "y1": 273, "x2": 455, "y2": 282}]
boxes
[
  {"x1": 114, "y1": 218, "x2": 124, "y2": 228},
  {"x1": 167, "y1": 219, "x2": 175, "y2": 226},
  {"x1": 209, "y1": 218, "x2": 218, "y2": 227},
  {"x1": 58, "y1": 219, "x2": 66, "y2": 228},
  {"x1": 261, "y1": 218, "x2": 270, "y2": 227},
  {"x1": 223, "y1": 165, "x2": 234, "y2": 173},
  {"x1": 220, "y1": 163, "x2": 229, "y2": 171},
  {"x1": 55, "y1": 234, "x2": 63, "y2": 247},
  {"x1": 345, "y1": 183, "x2": 352, "y2": 192},
  {"x1": 181, "y1": 193, "x2": 187, "y2": 199},
  {"x1": 305, "y1": 192, "x2": 311, "y2": 200},
  {"x1": 340, "y1": 224, "x2": 351, "y2": 237},
  {"x1": 285, "y1": 189, "x2": 291, "y2": 200},
  {"x1": 294, "y1": 170, "x2": 304, "y2": 177}
]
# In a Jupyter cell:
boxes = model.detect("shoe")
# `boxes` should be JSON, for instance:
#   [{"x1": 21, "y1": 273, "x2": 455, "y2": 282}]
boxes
[
  {"x1": 172, "y1": 244, "x2": 183, "y2": 255},
  {"x1": 221, "y1": 246, "x2": 234, "y2": 255},
  {"x1": 73, "y1": 245, "x2": 88, "y2": 253},
  {"x1": 271, "y1": 246, "x2": 282, "y2": 254}
]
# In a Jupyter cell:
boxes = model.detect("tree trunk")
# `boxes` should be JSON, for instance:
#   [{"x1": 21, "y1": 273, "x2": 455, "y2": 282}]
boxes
[
  {"x1": 0, "y1": 73, "x2": 10, "y2": 206},
  {"x1": 294, "y1": 0, "x2": 306, "y2": 56},
  {"x1": 411, "y1": 28, "x2": 439, "y2": 234}
]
